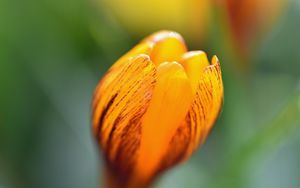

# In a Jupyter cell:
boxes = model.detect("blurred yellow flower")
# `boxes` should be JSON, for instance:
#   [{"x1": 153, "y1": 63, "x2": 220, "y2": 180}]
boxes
[
  {"x1": 98, "y1": 0, "x2": 212, "y2": 44},
  {"x1": 92, "y1": 31, "x2": 224, "y2": 187}
]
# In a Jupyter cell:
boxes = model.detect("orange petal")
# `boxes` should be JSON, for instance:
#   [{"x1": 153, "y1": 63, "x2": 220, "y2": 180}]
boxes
[
  {"x1": 92, "y1": 55, "x2": 156, "y2": 178},
  {"x1": 180, "y1": 51, "x2": 210, "y2": 93},
  {"x1": 134, "y1": 61, "x2": 193, "y2": 183},
  {"x1": 145, "y1": 31, "x2": 187, "y2": 66},
  {"x1": 186, "y1": 56, "x2": 224, "y2": 153},
  {"x1": 92, "y1": 42, "x2": 153, "y2": 106}
]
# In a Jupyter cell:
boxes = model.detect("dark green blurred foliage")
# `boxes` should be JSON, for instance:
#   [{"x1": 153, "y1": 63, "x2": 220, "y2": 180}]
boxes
[{"x1": 0, "y1": 0, "x2": 299, "y2": 188}]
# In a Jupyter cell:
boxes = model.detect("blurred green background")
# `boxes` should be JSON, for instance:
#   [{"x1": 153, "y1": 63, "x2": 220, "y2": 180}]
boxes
[{"x1": 0, "y1": 0, "x2": 300, "y2": 188}]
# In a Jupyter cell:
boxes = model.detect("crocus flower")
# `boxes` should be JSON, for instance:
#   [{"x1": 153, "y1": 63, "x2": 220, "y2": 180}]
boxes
[{"x1": 92, "y1": 31, "x2": 224, "y2": 187}]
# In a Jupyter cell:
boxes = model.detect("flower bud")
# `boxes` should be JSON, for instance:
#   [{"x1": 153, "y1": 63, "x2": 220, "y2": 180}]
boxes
[{"x1": 92, "y1": 31, "x2": 224, "y2": 187}]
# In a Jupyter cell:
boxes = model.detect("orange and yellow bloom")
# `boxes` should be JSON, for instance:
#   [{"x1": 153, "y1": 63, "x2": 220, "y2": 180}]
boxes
[{"x1": 92, "y1": 31, "x2": 224, "y2": 187}]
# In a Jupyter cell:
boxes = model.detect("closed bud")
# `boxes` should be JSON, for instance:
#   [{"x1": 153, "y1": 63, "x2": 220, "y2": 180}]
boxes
[{"x1": 92, "y1": 31, "x2": 224, "y2": 187}]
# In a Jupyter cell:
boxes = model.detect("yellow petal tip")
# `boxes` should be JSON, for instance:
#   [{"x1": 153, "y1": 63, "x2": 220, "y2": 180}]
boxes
[{"x1": 212, "y1": 55, "x2": 220, "y2": 65}]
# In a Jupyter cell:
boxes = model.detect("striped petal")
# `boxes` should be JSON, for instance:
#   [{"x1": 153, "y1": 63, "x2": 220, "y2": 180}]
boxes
[
  {"x1": 185, "y1": 56, "x2": 224, "y2": 155},
  {"x1": 93, "y1": 42, "x2": 153, "y2": 106},
  {"x1": 92, "y1": 55, "x2": 156, "y2": 182}
]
